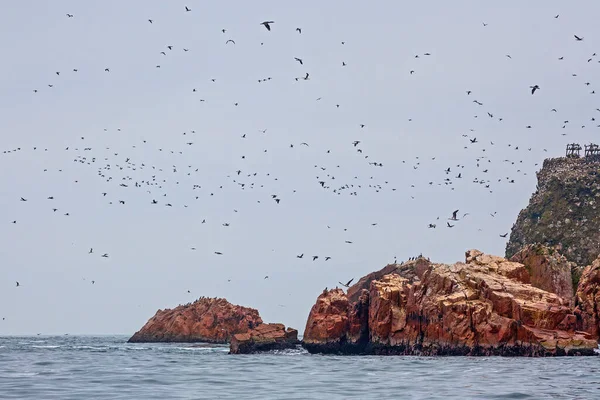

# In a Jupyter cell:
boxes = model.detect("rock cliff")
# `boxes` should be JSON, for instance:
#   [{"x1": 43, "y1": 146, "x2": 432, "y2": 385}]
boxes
[
  {"x1": 303, "y1": 250, "x2": 599, "y2": 356},
  {"x1": 128, "y1": 297, "x2": 263, "y2": 343},
  {"x1": 506, "y1": 156, "x2": 600, "y2": 267}
]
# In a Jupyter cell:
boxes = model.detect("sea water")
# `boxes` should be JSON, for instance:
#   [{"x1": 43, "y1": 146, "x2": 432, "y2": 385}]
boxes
[{"x1": 0, "y1": 335, "x2": 599, "y2": 399}]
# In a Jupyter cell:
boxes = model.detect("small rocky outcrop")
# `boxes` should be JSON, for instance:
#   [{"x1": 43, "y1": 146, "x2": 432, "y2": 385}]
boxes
[
  {"x1": 506, "y1": 157, "x2": 600, "y2": 266},
  {"x1": 303, "y1": 251, "x2": 598, "y2": 356},
  {"x1": 229, "y1": 323, "x2": 300, "y2": 354},
  {"x1": 128, "y1": 297, "x2": 263, "y2": 343}
]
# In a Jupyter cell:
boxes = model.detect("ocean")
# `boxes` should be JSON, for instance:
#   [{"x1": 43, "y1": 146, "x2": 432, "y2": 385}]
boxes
[{"x1": 0, "y1": 336, "x2": 598, "y2": 399}]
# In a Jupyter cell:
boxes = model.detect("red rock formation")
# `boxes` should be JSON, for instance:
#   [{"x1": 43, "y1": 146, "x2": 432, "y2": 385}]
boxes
[
  {"x1": 303, "y1": 289, "x2": 352, "y2": 348},
  {"x1": 128, "y1": 297, "x2": 263, "y2": 343},
  {"x1": 510, "y1": 244, "x2": 575, "y2": 306},
  {"x1": 303, "y1": 250, "x2": 598, "y2": 356},
  {"x1": 229, "y1": 323, "x2": 299, "y2": 354},
  {"x1": 575, "y1": 256, "x2": 600, "y2": 338},
  {"x1": 347, "y1": 259, "x2": 429, "y2": 303}
]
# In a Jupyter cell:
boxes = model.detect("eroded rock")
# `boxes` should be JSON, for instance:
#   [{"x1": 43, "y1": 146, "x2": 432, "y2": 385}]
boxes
[
  {"x1": 510, "y1": 244, "x2": 575, "y2": 306},
  {"x1": 575, "y1": 256, "x2": 600, "y2": 338},
  {"x1": 302, "y1": 250, "x2": 598, "y2": 356},
  {"x1": 229, "y1": 323, "x2": 299, "y2": 354},
  {"x1": 128, "y1": 297, "x2": 263, "y2": 343}
]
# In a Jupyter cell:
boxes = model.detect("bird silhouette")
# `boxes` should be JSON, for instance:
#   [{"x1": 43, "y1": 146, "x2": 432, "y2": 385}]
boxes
[
  {"x1": 339, "y1": 278, "x2": 354, "y2": 288},
  {"x1": 450, "y1": 210, "x2": 459, "y2": 220},
  {"x1": 260, "y1": 21, "x2": 274, "y2": 31},
  {"x1": 530, "y1": 85, "x2": 540, "y2": 94}
]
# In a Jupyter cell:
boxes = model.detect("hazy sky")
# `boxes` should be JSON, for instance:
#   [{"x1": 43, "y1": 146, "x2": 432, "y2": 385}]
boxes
[{"x1": 1, "y1": 1, "x2": 600, "y2": 335}]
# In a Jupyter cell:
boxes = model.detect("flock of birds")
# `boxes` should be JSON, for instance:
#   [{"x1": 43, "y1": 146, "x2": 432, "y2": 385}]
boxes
[{"x1": 2, "y1": 5, "x2": 600, "y2": 324}]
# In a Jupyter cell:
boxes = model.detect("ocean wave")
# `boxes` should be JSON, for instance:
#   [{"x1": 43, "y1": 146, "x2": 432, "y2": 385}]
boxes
[
  {"x1": 122, "y1": 346, "x2": 152, "y2": 351},
  {"x1": 31, "y1": 345, "x2": 60, "y2": 349},
  {"x1": 71, "y1": 345, "x2": 107, "y2": 350},
  {"x1": 159, "y1": 346, "x2": 229, "y2": 353}
]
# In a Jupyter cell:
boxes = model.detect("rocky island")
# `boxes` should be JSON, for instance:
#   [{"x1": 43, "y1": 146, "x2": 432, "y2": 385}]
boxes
[
  {"x1": 302, "y1": 248, "x2": 599, "y2": 356},
  {"x1": 129, "y1": 297, "x2": 298, "y2": 352},
  {"x1": 302, "y1": 152, "x2": 600, "y2": 356},
  {"x1": 128, "y1": 297, "x2": 263, "y2": 343},
  {"x1": 130, "y1": 152, "x2": 600, "y2": 356},
  {"x1": 507, "y1": 154, "x2": 600, "y2": 266}
]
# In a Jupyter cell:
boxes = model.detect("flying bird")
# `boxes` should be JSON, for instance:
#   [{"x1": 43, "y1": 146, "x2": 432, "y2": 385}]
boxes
[
  {"x1": 226, "y1": 40, "x2": 235, "y2": 45},
  {"x1": 260, "y1": 21, "x2": 274, "y2": 31},
  {"x1": 530, "y1": 85, "x2": 540, "y2": 94},
  {"x1": 450, "y1": 210, "x2": 459, "y2": 220},
  {"x1": 185, "y1": 6, "x2": 191, "y2": 12},
  {"x1": 339, "y1": 278, "x2": 354, "y2": 288},
  {"x1": 574, "y1": 35, "x2": 584, "y2": 41},
  {"x1": 294, "y1": 57, "x2": 303, "y2": 65},
  {"x1": 500, "y1": 233, "x2": 509, "y2": 238}
]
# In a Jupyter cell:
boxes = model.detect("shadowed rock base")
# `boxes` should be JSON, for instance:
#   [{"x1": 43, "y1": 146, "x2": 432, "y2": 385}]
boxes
[{"x1": 304, "y1": 341, "x2": 596, "y2": 356}]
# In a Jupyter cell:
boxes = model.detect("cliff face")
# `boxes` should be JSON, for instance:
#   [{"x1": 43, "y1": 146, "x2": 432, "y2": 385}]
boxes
[
  {"x1": 509, "y1": 244, "x2": 576, "y2": 307},
  {"x1": 303, "y1": 250, "x2": 599, "y2": 356},
  {"x1": 128, "y1": 297, "x2": 263, "y2": 343},
  {"x1": 506, "y1": 157, "x2": 600, "y2": 267}
]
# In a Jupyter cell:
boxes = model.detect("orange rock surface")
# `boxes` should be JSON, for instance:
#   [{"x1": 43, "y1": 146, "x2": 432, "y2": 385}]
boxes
[
  {"x1": 575, "y1": 257, "x2": 600, "y2": 338},
  {"x1": 229, "y1": 323, "x2": 299, "y2": 354},
  {"x1": 128, "y1": 297, "x2": 263, "y2": 343},
  {"x1": 510, "y1": 244, "x2": 576, "y2": 306},
  {"x1": 303, "y1": 250, "x2": 598, "y2": 356}
]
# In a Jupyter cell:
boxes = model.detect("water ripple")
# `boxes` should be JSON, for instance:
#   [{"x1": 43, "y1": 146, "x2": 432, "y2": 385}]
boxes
[{"x1": 0, "y1": 336, "x2": 598, "y2": 399}]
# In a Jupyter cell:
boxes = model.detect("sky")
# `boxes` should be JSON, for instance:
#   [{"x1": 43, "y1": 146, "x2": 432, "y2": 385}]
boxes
[{"x1": 1, "y1": 1, "x2": 600, "y2": 335}]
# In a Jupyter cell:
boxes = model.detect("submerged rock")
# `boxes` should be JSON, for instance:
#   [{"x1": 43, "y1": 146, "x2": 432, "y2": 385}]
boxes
[
  {"x1": 229, "y1": 323, "x2": 300, "y2": 354},
  {"x1": 128, "y1": 297, "x2": 263, "y2": 343},
  {"x1": 303, "y1": 251, "x2": 598, "y2": 356}
]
